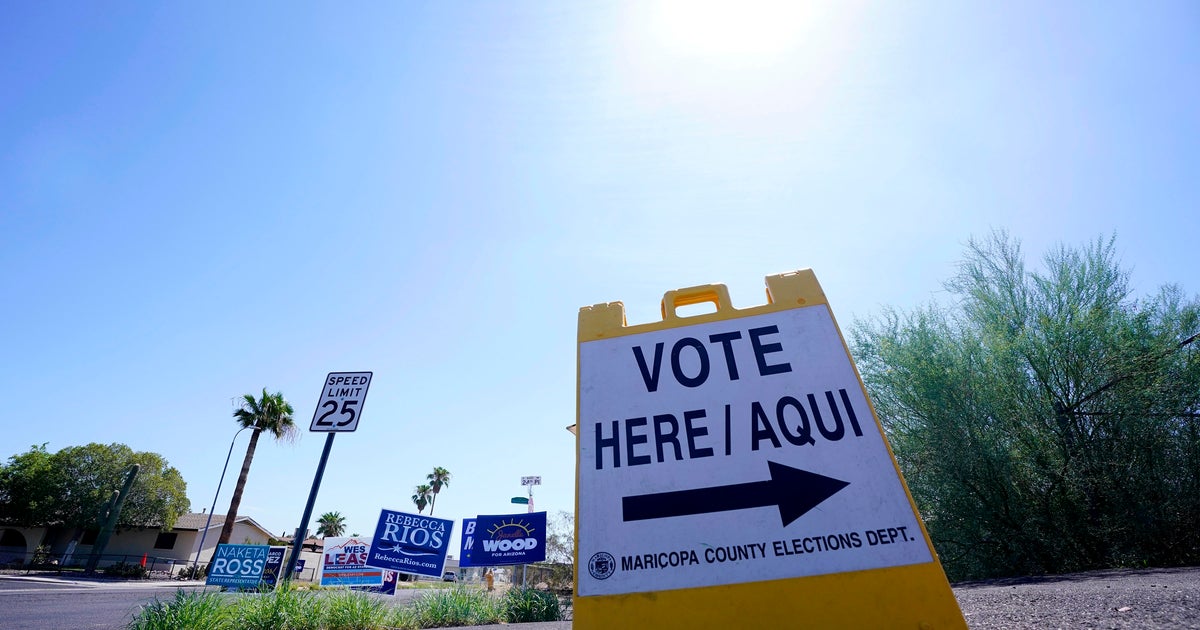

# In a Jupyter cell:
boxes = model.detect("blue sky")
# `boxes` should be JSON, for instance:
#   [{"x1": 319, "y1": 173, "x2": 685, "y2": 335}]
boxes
[{"x1": 2, "y1": 2, "x2": 1197, "y2": 553}]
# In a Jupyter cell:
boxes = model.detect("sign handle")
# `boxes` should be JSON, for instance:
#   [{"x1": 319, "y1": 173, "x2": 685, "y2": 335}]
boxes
[{"x1": 660, "y1": 284, "x2": 735, "y2": 321}]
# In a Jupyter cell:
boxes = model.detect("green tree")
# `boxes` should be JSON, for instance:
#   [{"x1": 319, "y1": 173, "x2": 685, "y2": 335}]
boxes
[
  {"x1": 218, "y1": 389, "x2": 296, "y2": 546},
  {"x1": 426, "y1": 467, "x2": 451, "y2": 515},
  {"x1": 316, "y1": 511, "x2": 346, "y2": 538},
  {"x1": 411, "y1": 484, "x2": 431, "y2": 514},
  {"x1": 0, "y1": 444, "x2": 58, "y2": 526},
  {"x1": 852, "y1": 232, "x2": 1200, "y2": 580},
  {"x1": 544, "y1": 510, "x2": 575, "y2": 565},
  {"x1": 0, "y1": 443, "x2": 189, "y2": 530}
]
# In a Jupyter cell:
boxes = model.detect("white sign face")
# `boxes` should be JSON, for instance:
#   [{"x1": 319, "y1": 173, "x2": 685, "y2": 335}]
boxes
[
  {"x1": 310, "y1": 371, "x2": 373, "y2": 432},
  {"x1": 521, "y1": 476, "x2": 542, "y2": 486},
  {"x1": 577, "y1": 307, "x2": 931, "y2": 597}
]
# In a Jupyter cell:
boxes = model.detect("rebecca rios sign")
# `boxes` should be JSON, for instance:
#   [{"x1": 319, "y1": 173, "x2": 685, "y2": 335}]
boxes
[{"x1": 366, "y1": 509, "x2": 454, "y2": 579}]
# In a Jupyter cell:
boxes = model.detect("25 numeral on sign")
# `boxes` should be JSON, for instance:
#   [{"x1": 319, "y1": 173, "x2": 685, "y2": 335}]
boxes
[{"x1": 313, "y1": 399, "x2": 359, "y2": 427}]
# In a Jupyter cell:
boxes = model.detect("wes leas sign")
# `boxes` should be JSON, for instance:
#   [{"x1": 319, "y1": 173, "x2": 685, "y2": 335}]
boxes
[
  {"x1": 577, "y1": 306, "x2": 930, "y2": 596},
  {"x1": 321, "y1": 536, "x2": 382, "y2": 587}
]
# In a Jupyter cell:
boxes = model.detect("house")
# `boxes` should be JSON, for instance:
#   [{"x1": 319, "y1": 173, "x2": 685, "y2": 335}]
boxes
[
  {"x1": 167, "y1": 511, "x2": 275, "y2": 568},
  {"x1": 0, "y1": 511, "x2": 274, "y2": 575}
]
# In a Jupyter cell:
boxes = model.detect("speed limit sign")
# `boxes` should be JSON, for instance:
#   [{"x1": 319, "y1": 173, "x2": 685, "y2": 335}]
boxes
[{"x1": 310, "y1": 372, "x2": 373, "y2": 432}]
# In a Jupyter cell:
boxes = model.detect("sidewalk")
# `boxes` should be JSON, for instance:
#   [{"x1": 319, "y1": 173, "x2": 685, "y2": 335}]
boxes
[{"x1": 0, "y1": 572, "x2": 206, "y2": 589}]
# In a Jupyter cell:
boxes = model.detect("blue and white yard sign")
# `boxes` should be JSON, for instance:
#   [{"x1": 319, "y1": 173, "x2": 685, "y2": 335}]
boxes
[
  {"x1": 321, "y1": 536, "x2": 383, "y2": 587},
  {"x1": 471, "y1": 512, "x2": 547, "y2": 565},
  {"x1": 365, "y1": 509, "x2": 454, "y2": 578},
  {"x1": 206, "y1": 544, "x2": 268, "y2": 588},
  {"x1": 458, "y1": 518, "x2": 478, "y2": 568},
  {"x1": 261, "y1": 546, "x2": 287, "y2": 587}
]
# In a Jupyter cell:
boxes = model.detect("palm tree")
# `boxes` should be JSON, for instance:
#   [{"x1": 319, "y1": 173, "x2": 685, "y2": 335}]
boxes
[
  {"x1": 316, "y1": 511, "x2": 346, "y2": 538},
  {"x1": 412, "y1": 484, "x2": 432, "y2": 514},
  {"x1": 427, "y1": 467, "x2": 451, "y2": 515},
  {"x1": 217, "y1": 388, "x2": 297, "y2": 545}
]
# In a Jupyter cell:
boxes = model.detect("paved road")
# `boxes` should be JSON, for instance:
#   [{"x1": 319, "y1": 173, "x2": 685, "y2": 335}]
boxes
[
  {"x1": 0, "y1": 576, "x2": 203, "y2": 629},
  {"x1": 3, "y1": 567, "x2": 1198, "y2": 629}
]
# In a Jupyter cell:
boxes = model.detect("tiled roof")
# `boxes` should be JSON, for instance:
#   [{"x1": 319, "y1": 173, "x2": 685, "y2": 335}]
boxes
[
  {"x1": 171, "y1": 513, "x2": 274, "y2": 539},
  {"x1": 173, "y1": 513, "x2": 226, "y2": 530},
  {"x1": 278, "y1": 535, "x2": 324, "y2": 548}
]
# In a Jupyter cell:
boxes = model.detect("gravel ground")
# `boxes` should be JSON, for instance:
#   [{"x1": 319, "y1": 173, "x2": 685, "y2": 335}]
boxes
[
  {"x1": 489, "y1": 566, "x2": 1200, "y2": 630},
  {"x1": 954, "y1": 566, "x2": 1200, "y2": 629}
]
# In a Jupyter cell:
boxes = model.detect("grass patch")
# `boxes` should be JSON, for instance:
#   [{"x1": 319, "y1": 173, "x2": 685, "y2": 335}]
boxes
[
  {"x1": 128, "y1": 590, "x2": 228, "y2": 630},
  {"x1": 321, "y1": 589, "x2": 390, "y2": 630},
  {"x1": 127, "y1": 583, "x2": 534, "y2": 630},
  {"x1": 395, "y1": 585, "x2": 503, "y2": 628},
  {"x1": 227, "y1": 584, "x2": 325, "y2": 630}
]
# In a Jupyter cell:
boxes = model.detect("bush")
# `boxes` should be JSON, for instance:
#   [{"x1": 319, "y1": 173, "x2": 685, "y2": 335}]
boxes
[
  {"x1": 104, "y1": 562, "x2": 149, "y2": 579},
  {"x1": 503, "y1": 586, "x2": 562, "y2": 623},
  {"x1": 30, "y1": 545, "x2": 52, "y2": 567},
  {"x1": 525, "y1": 562, "x2": 573, "y2": 593},
  {"x1": 177, "y1": 564, "x2": 207, "y2": 580}
]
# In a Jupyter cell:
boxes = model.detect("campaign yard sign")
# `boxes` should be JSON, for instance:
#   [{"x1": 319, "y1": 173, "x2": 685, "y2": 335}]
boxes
[
  {"x1": 378, "y1": 570, "x2": 398, "y2": 595},
  {"x1": 261, "y1": 547, "x2": 304, "y2": 586},
  {"x1": 470, "y1": 512, "x2": 546, "y2": 566},
  {"x1": 261, "y1": 546, "x2": 287, "y2": 587},
  {"x1": 206, "y1": 544, "x2": 268, "y2": 588},
  {"x1": 365, "y1": 509, "x2": 454, "y2": 579},
  {"x1": 458, "y1": 518, "x2": 478, "y2": 568},
  {"x1": 321, "y1": 537, "x2": 383, "y2": 587}
]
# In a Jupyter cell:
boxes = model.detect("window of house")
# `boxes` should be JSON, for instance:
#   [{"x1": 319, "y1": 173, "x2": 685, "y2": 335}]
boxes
[{"x1": 153, "y1": 532, "x2": 178, "y2": 550}]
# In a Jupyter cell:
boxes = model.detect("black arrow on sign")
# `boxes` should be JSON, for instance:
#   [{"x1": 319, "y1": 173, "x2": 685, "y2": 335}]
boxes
[{"x1": 621, "y1": 461, "x2": 850, "y2": 526}]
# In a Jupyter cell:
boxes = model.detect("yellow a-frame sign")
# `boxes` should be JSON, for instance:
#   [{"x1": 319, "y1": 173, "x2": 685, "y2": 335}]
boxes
[{"x1": 574, "y1": 270, "x2": 965, "y2": 628}]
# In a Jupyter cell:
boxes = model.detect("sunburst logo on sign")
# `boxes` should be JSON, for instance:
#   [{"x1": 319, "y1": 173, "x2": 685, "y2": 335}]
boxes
[
  {"x1": 488, "y1": 519, "x2": 536, "y2": 538},
  {"x1": 482, "y1": 519, "x2": 540, "y2": 553}
]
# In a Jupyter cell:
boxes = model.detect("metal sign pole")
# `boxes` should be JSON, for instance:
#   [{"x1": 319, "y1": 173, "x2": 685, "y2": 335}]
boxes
[{"x1": 283, "y1": 432, "x2": 336, "y2": 583}]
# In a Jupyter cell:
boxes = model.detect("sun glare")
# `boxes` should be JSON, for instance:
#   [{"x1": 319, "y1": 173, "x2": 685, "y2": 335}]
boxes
[{"x1": 651, "y1": 0, "x2": 814, "y2": 59}]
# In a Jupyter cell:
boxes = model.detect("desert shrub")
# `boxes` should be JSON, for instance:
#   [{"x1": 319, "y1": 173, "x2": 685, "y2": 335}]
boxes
[{"x1": 503, "y1": 586, "x2": 562, "y2": 623}]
